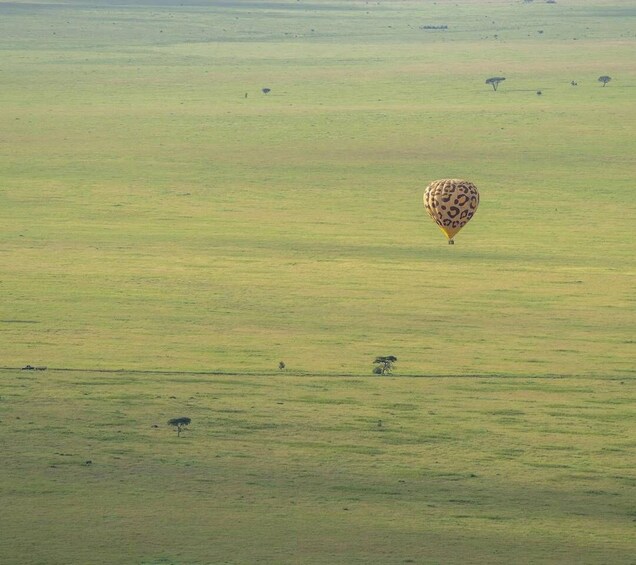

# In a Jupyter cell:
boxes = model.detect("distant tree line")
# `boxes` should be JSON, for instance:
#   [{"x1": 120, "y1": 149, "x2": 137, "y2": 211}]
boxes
[{"x1": 484, "y1": 75, "x2": 612, "y2": 92}]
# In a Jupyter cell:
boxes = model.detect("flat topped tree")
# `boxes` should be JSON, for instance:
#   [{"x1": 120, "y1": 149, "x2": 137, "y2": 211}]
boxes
[
  {"x1": 598, "y1": 75, "x2": 612, "y2": 87},
  {"x1": 373, "y1": 355, "x2": 397, "y2": 375},
  {"x1": 485, "y1": 77, "x2": 506, "y2": 91},
  {"x1": 168, "y1": 417, "x2": 191, "y2": 437}
]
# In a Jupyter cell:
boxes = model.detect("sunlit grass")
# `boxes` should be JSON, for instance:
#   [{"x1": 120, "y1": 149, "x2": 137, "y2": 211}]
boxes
[{"x1": 0, "y1": 2, "x2": 634, "y2": 561}]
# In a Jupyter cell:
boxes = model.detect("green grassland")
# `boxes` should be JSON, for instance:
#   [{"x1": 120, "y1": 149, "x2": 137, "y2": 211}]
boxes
[
  {"x1": 1, "y1": 370, "x2": 634, "y2": 564},
  {"x1": 1, "y1": 0, "x2": 634, "y2": 376},
  {"x1": 0, "y1": 0, "x2": 635, "y2": 562}
]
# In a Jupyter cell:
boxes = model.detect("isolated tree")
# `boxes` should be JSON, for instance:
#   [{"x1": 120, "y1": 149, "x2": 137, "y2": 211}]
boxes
[
  {"x1": 373, "y1": 355, "x2": 397, "y2": 375},
  {"x1": 485, "y1": 77, "x2": 506, "y2": 91},
  {"x1": 168, "y1": 417, "x2": 191, "y2": 437},
  {"x1": 261, "y1": 87, "x2": 271, "y2": 94},
  {"x1": 279, "y1": 361, "x2": 286, "y2": 370},
  {"x1": 598, "y1": 75, "x2": 612, "y2": 87}
]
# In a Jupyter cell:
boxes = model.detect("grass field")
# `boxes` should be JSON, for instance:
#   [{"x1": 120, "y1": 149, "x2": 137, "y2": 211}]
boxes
[
  {"x1": 2, "y1": 0, "x2": 634, "y2": 376},
  {"x1": 1, "y1": 370, "x2": 635, "y2": 564},
  {"x1": 0, "y1": 0, "x2": 635, "y2": 562}
]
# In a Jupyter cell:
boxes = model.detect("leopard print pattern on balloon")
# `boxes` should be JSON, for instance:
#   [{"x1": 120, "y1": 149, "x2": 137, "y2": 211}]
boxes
[{"x1": 423, "y1": 179, "x2": 479, "y2": 236}]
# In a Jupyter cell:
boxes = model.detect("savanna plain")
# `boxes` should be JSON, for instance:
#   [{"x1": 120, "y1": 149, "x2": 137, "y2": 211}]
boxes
[{"x1": 1, "y1": 0, "x2": 634, "y2": 563}]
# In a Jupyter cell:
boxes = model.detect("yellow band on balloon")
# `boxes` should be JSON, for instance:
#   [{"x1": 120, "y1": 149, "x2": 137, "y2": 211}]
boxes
[{"x1": 440, "y1": 226, "x2": 462, "y2": 239}]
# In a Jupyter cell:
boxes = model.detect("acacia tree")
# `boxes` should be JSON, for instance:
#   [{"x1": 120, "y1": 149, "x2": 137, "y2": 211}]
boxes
[
  {"x1": 485, "y1": 77, "x2": 506, "y2": 91},
  {"x1": 373, "y1": 356, "x2": 397, "y2": 375},
  {"x1": 168, "y1": 417, "x2": 191, "y2": 437},
  {"x1": 598, "y1": 75, "x2": 612, "y2": 87}
]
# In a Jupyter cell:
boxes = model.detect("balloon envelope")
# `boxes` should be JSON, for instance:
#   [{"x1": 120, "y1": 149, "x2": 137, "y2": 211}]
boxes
[{"x1": 423, "y1": 179, "x2": 479, "y2": 240}]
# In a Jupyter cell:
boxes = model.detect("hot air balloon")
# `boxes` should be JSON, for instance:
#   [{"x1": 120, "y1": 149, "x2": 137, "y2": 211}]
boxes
[{"x1": 423, "y1": 179, "x2": 479, "y2": 244}]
